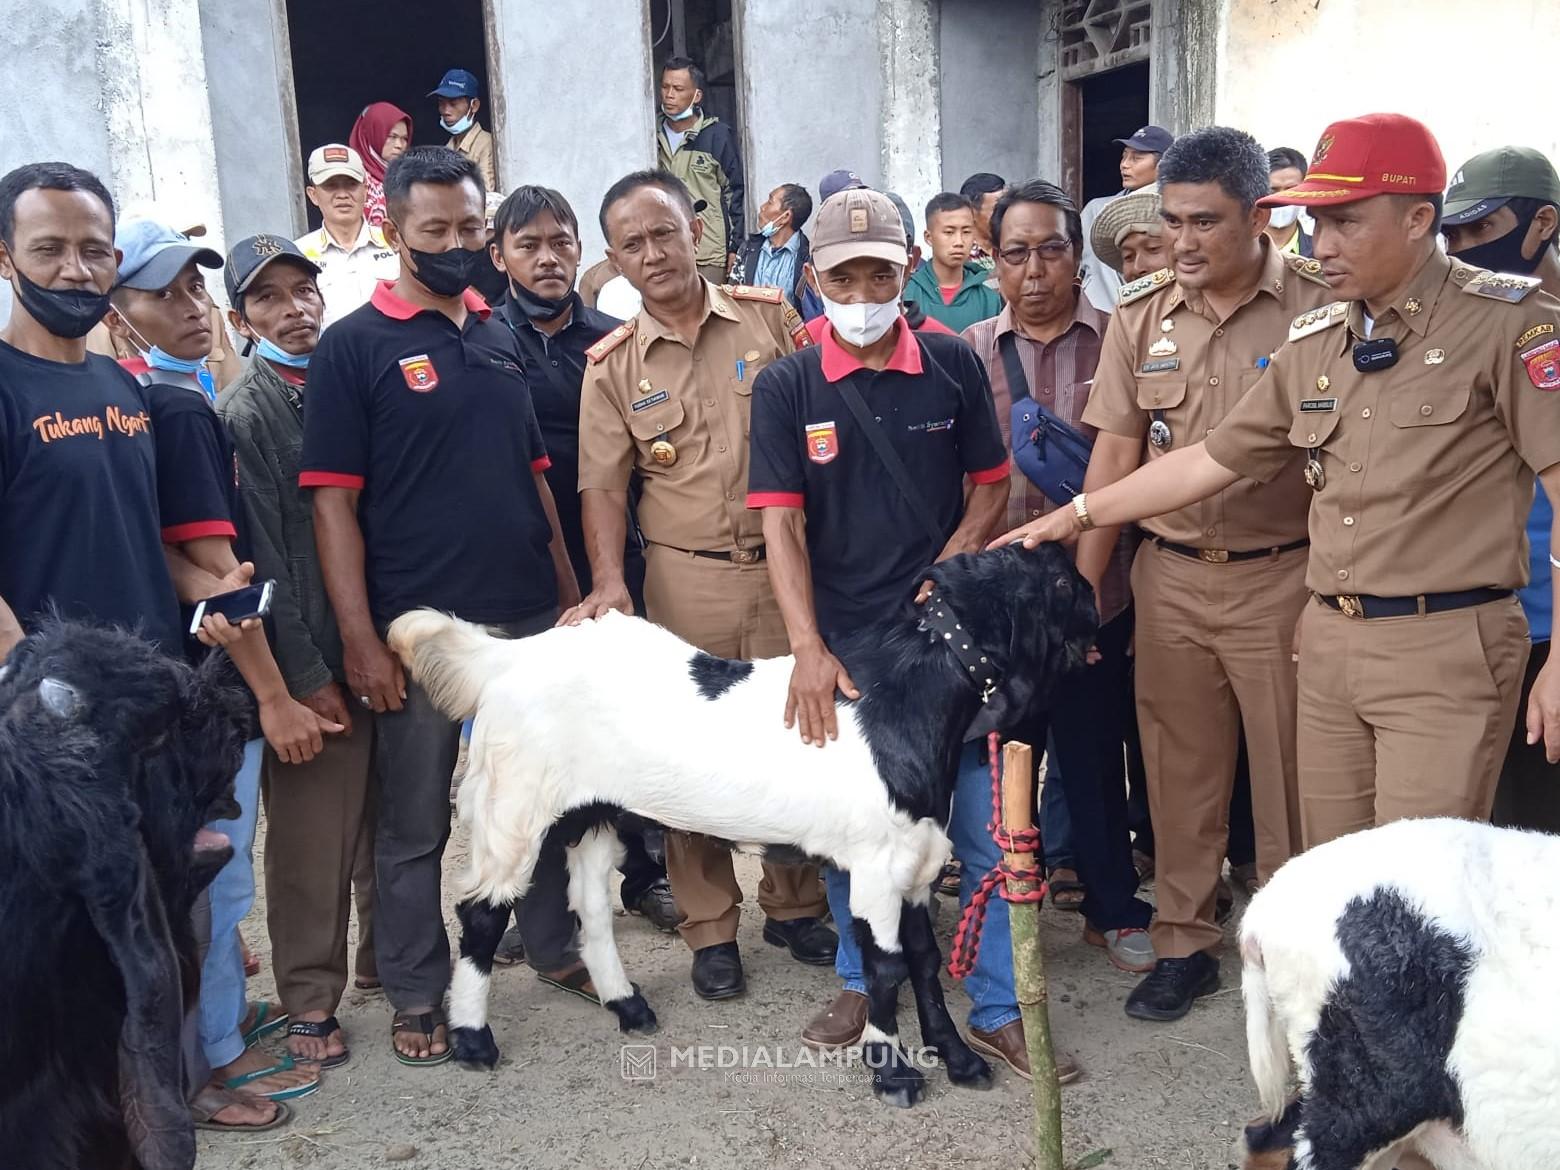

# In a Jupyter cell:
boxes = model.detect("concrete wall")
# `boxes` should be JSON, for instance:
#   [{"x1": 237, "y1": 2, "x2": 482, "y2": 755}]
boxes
[
  {"x1": 878, "y1": 0, "x2": 940, "y2": 226},
  {"x1": 199, "y1": 0, "x2": 304, "y2": 241},
  {"x1": 488, "y1": 0, "x2": 655, "y2": 265},
  {"x1": 938, "y1": 0, "x2": 1041, "y2": 191},
  {"x1": 1216, "y1": 0, "x2": 1560, "y2": 167}
]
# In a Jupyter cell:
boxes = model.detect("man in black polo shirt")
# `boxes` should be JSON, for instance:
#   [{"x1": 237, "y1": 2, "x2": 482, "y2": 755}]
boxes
[
  {"x1": 747, "y1": 188, "x2": 1013, "y2": 1053},
  {"x1": 303, "y1": 147, "x2": 580, "y2": 1066},
  {"x1": 485, "y1": 185, "x2": 676, "y2": 941}
]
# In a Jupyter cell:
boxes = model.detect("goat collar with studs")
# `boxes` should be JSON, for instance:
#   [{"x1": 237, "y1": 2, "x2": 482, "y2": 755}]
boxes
[{"x1": 918, "y1": 590, "x2": 1002, "y2": 703}]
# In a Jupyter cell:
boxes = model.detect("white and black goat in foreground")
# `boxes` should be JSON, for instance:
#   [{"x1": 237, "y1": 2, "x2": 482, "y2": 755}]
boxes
[
  {"x1": 387, "y1": 543, "x2": 1096, "y2": 1107},
  {"x1": 1239, "y1": 817, "x2": 1560, "y2": 1170}
]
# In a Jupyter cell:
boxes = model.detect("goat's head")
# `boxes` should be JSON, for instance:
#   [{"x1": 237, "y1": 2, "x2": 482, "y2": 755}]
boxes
[
  {"x1": 921, "y1": 542, "x2": 1098, "y2": 732},
  {"x1": 0, "y1": 619, "x2": 250, "y2": 1170}
]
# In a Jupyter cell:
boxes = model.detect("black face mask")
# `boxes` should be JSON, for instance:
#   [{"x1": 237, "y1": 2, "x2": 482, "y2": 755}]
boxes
[
  {"x1": 507, "y1": 278, "x2": 573, "y2": 322},
  {"x1": 467, "y1": 260, "x2": 509, "y2": 307},
  {"x1": 1453, "y1": 206, "x2": 1547, "y2": 276},
  {"x1": 405, "y1": 243, "x2": 488, "y2": 298},
  {"x1": 9, "y1": 265, "x2": 112, "y2": 339}
]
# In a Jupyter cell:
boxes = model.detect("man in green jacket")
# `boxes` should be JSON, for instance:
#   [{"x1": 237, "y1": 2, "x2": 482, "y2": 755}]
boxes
[
  {"x1": 656, "y1": 55, "x2": 745, "y2": 284},
  {"x1": 906, "y1": 192, "x2": 1003, "y2": 332}
]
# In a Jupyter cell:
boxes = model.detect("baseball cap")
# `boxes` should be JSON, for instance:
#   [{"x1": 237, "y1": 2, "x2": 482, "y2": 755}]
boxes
[
  {"x1": 1114, "y1": 125, "x2": 1174, "y2": 154},
  {"x1": 818, "y1": 169, "x2": 866, "y2": 203},
  {"x1": 811, "y1": 189, "x2": 910, "y2": 272},
  {"x1": 429, "y1": 68, "x2": 480, "y2": 99},
  {"x1": 1260, "y1": 113, "x2": 1446, "y2": 208},
  {"x1": 307, "y1": 144, "x2": 366, "y2": 185},
  {"x1": 224, "y1": 234, "x2": 320, "y2": 308},
  {"x1": 114, "y1": 219, "x2": 223, "y2": 291},
  {"x1": 1090, "y1": 189, "x2": 1163, "y2": 275},
  {"x1": 882, "y1": 190, "x2": 915, "y2": 246},
  {"x1": 1443, "y1": 146, "x2": 1560, "y2": 226}
]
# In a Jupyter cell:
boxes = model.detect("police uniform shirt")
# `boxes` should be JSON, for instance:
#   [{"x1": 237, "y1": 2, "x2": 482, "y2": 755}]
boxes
[
  {"x1": 0, "y1": 340, "x2": 183, "y2": 649},
  {"x1": 295, "y1": 223, "x2": 400, "y2": 330},
  {"x1": 1207, "y1": 250, "x2": 1560, "y2": 596},
  {"x1": 1082, "y1": 243, "x2": 1334, "y2": 550},
  {"x1": 578, "y1": 281, "x2": 808, "y2": 554},
  {"x1": 300, "y1": 281, "x2": 556, "y2": 626},
  {"x1": 747, "y1": 322, "x2": 1009, "y2": 638}
]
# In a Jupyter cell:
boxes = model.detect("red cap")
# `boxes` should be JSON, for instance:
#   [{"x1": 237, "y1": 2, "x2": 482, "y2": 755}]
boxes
[{"x1": 1259, "y1": 113, "x2": 1446, "y2": 207}]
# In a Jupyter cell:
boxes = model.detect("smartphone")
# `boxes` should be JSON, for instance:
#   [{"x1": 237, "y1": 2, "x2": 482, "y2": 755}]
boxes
[{"x1": 189, "y1": 580, "x2": 275, "y2": 636}]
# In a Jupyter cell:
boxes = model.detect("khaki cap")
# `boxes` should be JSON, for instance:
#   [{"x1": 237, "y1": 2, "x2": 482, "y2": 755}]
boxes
[
  {"x1": 308, "y1": 144, "x2": 366, "y2": 185},
  {"x1": 811, "y1": 189, "x2": 909, "y2": 272},
  {"x1": 1090, "y1": 189, "x2": 1162, "y2": 275}
]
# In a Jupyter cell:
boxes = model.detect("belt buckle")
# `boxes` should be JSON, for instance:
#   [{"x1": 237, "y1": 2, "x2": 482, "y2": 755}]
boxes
[
  {"x1": 1199, "y1": 548, "x2": 1230, "y2": 564},
  {"x1": 1337, "y1": 594, "x2": 1364, "y2": 619},
  {"x1": 730, "y1": 548, "x2": 759, "y2": 565}
]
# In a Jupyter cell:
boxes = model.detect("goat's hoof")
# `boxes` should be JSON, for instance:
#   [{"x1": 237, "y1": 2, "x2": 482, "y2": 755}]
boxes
[
  {"x1": 865, "y1": 1041, "x2": 925, "y2": 1108},
  {"x1": 450, "y1": 1024, "x2": 500, "y2": 1069},
  {"x1": 941, "y1": 1043, "x2": 993, "y2": 1089},
  {"x1": 606, "y1": 991, "x2": 659, "y2": 1035}
]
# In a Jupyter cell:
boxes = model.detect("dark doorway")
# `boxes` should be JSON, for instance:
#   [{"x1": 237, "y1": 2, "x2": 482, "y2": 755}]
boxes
[
  {"x1": 285, "y1": 0, "x2": 490, "y2": 229},
  {"x1": 648, "y1": 0, "x2": 741, "y2": 142},
  {"x1": 1072, "y1": 61, "x2": 1151, "y2": 206}
]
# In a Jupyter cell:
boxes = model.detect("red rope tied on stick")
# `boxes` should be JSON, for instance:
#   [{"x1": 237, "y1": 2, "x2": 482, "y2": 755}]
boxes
[{"x1": 947, "y1": 731, "x2": 1047, "y2": 979}]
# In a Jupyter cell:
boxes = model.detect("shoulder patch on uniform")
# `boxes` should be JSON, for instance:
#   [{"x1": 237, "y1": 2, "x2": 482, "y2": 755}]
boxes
[
  {"x1": 783, "y1": 302, "x2": 812, "y2": 349},
  {"x1": 1285, "y1": 254, "x2": 1330, "y2": 285},
  {"x1": 724, "y1": 283, "x2": 784, "y2": 304},
  {"x1": 1460, "y1": 268, "x2": 1542, "y2": 303},
  {"x1": 586, "y1": 319, "x2": 637, "y2": 363},
  {"x1": 1289, "y1": 301, "x2": 1349, "y2": 342},
  {"x1": 1117, "y1": 267, "x2": 1175, "y2": 307}
]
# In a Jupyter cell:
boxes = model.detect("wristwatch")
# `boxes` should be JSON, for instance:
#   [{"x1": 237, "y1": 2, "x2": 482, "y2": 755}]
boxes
[{"x1": 1071, "y1": 493, "x2": 1094, "y2": 533}]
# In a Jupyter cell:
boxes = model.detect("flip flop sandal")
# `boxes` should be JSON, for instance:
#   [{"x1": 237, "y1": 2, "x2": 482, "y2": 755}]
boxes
[
  {"x1": 354, "y1": 977, "x2": 382, "y2": 991},
  {"x1": 935, "y1": 860, "x2": 962, "y2": 897},
  {"x1": 191, "y1": 1084, "x2": 293, "y2": 1133},
  {"x1": 536, "y1": 966, "x2": 601, "y2": 1005},
  {"x1": 241, "y1": 1002, "x2": 290, "y2": 1049},
  {"x1": 391, "y1": 1010, "x2": 453, "y2": 1066},
  {"x1": 1048, "y1": 868, "x2": 1087, "y2": 912},
  {"x1": 221, "y1": 1052, "x2": 321, "y2": 1102},
  {"x1": 287, "y1": 1015, "x2": 351, "y2": 1070},
  {"x1": 490, "y1": 926, "x2": 527, "y2": 968}
]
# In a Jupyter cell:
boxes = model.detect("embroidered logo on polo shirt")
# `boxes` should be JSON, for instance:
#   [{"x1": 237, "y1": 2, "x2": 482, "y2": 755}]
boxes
[
  {"x1": 907, "y1": 418, "x2": 955, "y2": 433},
  {"x1": 805, "y1": 420, "x2": 838, "y2": 464},
  {"x1": 399, "y1": 354, "x2": 439, "y2": 392}
]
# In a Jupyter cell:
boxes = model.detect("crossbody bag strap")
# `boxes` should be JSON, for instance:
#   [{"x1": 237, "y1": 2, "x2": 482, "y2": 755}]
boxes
[
  {"x1": 997, "y1": 330, "x2": 1031, "y2": 402},
  {"x1": 834, "y1": 377, "x2": 946, "y2": 549}
]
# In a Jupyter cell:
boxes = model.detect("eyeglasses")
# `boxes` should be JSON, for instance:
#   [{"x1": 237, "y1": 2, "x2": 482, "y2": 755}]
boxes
[{"x1": 997, "y1": 241, "x2": 1075, "y2": 266}]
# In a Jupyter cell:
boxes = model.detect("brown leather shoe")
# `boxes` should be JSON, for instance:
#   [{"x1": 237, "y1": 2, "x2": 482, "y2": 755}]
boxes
[
  {"x1": 967, "y1": 1019, "x2": 1082, "y2": 1084},
  {"x1": 800, "y1": 989, "x2": 867, "y2": 1050}
]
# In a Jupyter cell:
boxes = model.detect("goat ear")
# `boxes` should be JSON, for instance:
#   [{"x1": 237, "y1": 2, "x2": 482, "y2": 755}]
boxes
[
  {"x1": 81, "y1": 842, "x2": 195, "y2": 1169},
  {"x1": 38, "y1": 676, "x2": 83, "y2": 719},
  {"x1": 982, "y1": 609, "x2": 1048, "y2": 731}
]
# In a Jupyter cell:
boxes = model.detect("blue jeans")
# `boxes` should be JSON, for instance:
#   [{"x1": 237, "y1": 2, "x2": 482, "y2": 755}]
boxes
[
  {"x1": 1040, "y1": 733, "x2": 1074, "y2": 869},
  {"x1": 199, "y1": 737, "x2": 264, "y2": 1068},
  {"x1": 826, "y1": 740, "x2": 1019, "y2": 1032}
]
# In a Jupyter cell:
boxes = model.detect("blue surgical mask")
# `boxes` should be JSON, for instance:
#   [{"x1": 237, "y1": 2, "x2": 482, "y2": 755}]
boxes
[
  {"x1": 759, "y1": 220, "x2": 779, "y2": 239},
  {"x1": 441, "y1": 110, "x2": 475, "y2": 136},
  {"x1": 146, "y1": 346, "x2": 206, "y2": 375},
  {"x1": 256, "y1": 336, "x2": 311, "y2": 369}
]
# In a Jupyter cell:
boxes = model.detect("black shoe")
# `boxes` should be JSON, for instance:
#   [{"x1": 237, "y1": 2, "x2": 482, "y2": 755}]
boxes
[
  {"x1": 623, "y1": 879, "x2": 681, "y2": 933},
  {"x1": 1124, "y1": 952, "x2": 1220, "y2": 1021},
  {"x1": 691, "y1": 942, "x2": 745, "y2": 1000},
  {"x1": 761, "y1": 916, "x2": 839, "y2": 966}
]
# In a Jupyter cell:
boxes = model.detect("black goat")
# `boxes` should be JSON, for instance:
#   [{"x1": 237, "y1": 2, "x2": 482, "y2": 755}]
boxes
[{"x1": 0, "y1": 621, "x2": 249, "y2": 1170}]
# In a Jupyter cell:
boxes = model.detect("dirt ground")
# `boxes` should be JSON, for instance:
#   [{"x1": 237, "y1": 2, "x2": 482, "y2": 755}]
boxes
[{"x1": 203, "y1": 825, "x2": 1258, "y2": 1170}]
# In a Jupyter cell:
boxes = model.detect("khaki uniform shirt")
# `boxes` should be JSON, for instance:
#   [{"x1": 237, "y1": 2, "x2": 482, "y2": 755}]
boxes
[
  {"x1": 1083, "y1": 243, "x2": 1334, "y2": 550},
  {"x1": 447, "y1": 124, "x2": 497, "y2": 192},
  {"x1": 579, "y1": 281, "x2": 808, "y2": 553},
  {"x1": 1207, "y1": 250, "x2": 1560, "y2": 597}
]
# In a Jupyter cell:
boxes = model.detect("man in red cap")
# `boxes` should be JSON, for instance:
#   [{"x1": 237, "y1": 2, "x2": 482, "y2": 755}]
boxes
[{"x1": 994, "y1": 112, "x2": 1560, "y2": 852}]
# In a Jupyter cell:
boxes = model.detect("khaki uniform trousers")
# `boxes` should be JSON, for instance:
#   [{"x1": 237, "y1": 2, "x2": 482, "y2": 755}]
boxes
[
  {"x1": 1296, "y1": 595, "x2": 1529, "y2": 849},
  {"x1": 262, "y1": 713, "x2": 378, "y2": 1015},
  {"x1": 1132, "y1": 541, "x2": 1308, "y2": 959},
  {"x1": 643, "y1": 543, "x2": 828, "y2": 950}
]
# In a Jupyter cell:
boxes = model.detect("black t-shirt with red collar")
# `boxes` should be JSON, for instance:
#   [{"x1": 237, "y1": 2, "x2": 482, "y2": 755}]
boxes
[
  {"x1": 300, "y1": 281, "x2": 556, "y2": 626},
  {"x1": 747, "y1": 319, "x2": 1008, "y2": 639}
]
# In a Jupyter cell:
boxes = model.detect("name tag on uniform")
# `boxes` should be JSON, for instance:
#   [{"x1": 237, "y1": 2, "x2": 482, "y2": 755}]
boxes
[
  {"x1": 1140, "y1": 358, "x2": 1179, "y2": 374},
  {"x1": 631, "y1": 390, "x2": 670, "y2": 412},
  {"x1": 1299, "y1": 398, "x2": 1337, "y2": 412}
]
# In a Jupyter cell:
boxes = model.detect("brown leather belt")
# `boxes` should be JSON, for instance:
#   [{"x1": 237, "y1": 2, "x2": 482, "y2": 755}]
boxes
[
  {"x1": 652, "y1": 542, "x2": 766, "y2": 565},
  {"x1": 1318, "y1": 588, "x2": 1511, "y2": 619},
  {"x1": 1152, "y1": 536, "x2": 1310, "y2": 564}
]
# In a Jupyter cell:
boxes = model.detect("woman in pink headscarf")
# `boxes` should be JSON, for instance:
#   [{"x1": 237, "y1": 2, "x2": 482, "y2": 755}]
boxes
[{"x1": 349, "y1": 102, "x2": 412, "y2": 227}]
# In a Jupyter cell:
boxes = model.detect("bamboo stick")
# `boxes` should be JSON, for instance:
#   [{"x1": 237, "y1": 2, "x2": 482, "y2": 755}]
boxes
[{"x1": 1001, "y1": 739, "x2": 1064, "y2": 1170}]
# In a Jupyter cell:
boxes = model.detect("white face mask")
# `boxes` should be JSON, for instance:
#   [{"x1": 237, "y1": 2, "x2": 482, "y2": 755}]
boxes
[
  {"x1": 1267, "y1": 204, "x2": 1302, "y2": 229},
  {"x1": 820, "y1": 291, "x2": 902, "y2": 347}
]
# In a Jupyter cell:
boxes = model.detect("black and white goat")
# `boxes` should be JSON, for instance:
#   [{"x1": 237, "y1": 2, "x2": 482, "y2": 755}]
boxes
[
  {"x1": 1240, "y1": 817, "x2": 1560, "y2": 1170},
  {"x1": 387, "y1": 543, "x2": 1096, "y2": 1107},
  {"x1": 0, "y1": 621, "x2": 250, "y2": 1170}
]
